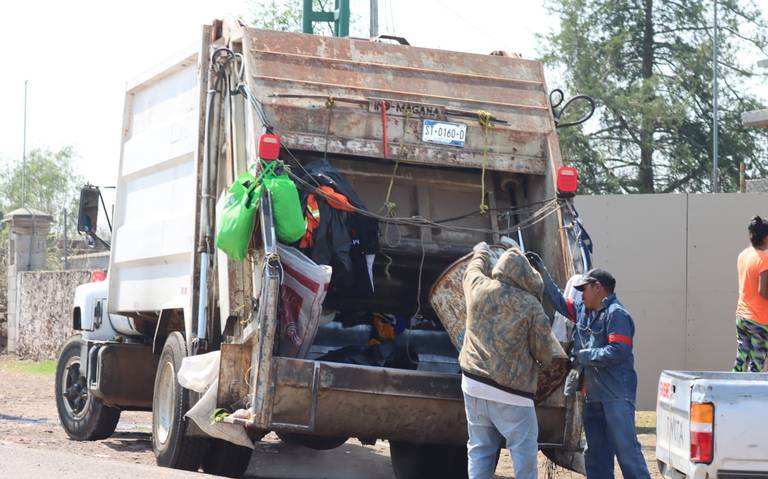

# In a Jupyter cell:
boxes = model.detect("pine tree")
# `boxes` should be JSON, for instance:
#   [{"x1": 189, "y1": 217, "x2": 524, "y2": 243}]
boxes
[{"x1": 544, "y1": 0, "x2": 768, "y2": 193}]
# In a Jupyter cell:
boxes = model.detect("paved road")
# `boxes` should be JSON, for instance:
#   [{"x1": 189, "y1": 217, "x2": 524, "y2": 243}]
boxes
[
  {"x1": 0, "y1": 443, "x2": 215, "y2": 479},
  {"x1": 0, "y1": 439, "x2": 397, "y2": 479}
]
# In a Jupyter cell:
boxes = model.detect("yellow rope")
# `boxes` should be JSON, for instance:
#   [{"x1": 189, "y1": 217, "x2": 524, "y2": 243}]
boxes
[
  {"x1": 477, "y1": 110, "x2": 493, "y2": 216},
  {"x1": 383, "y1": 109, "x2": 412, "y2": 215},
  {"x1": 323, "y1": 96, "x2": 335, "y2": 162}
]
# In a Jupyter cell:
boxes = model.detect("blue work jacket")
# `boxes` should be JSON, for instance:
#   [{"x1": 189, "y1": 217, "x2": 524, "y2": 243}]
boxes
[{"x1": 543, "y1": 277, "x2": 638, "y2": 403}]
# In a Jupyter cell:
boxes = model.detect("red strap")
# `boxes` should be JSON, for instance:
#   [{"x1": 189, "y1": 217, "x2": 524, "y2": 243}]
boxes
[
  {"x1": 608, "y1": 333, "x2": 633, "y2": 347},
  {"x1": 380, "y1": 100, "x2": 389, "y2": 159},
  {"x1": 317, "y1": 186, "x2": 355, "y2": 212},
  {"x1": 565, "y1": 298, "x2": 577, "y2": 322}
]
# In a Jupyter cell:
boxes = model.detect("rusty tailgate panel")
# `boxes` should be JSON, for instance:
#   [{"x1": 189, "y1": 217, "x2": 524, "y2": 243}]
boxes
[{"x1": 242, "y1": 28, "x2": 555, "y2": 174}]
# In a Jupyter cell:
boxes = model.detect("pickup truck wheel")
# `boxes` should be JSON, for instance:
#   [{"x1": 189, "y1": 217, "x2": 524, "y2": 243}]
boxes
[
  {"x1": 152, "y1": 332, "x2": 208, "y2": 470},
  {"x1": 389, "y1": 441, "x2": 468, "y2": 479},
  {"x1": 55, "y1": 336, "x2": 120, "y2": 440},
  {"x1": 201, "y1": 439, "x2": 253, "y2": 477},
  {"x1": 277, "y1": 432, "x2": 348, "y2": 450}
]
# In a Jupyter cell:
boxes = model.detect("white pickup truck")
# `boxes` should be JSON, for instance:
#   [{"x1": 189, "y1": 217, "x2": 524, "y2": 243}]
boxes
[{"x1": 656, "y1": 370, "x2": 768, "y2": 479}]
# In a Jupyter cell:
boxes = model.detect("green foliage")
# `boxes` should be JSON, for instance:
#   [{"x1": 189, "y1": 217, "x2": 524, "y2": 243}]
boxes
[
  {"x1": 543, "y1": 0, "x2": 768, "y2": 193},
  {"x1": 0, "y1": 146, "x2": 82, "y2": 218},
  {"x1": 246, "y1": 0, "x2": 362, "y2": 36},
  {"x1": 247, "y1": 0, "x2": 334, "y2": 35},
  {"x1": 0, "y1": 146, "x2": 83, "y2": 277}
]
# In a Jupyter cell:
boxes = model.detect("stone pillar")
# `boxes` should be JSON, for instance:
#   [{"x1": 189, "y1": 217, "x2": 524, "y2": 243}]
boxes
[{"x1": 2, "y1": 208, "x2": 53, "y2": 353}]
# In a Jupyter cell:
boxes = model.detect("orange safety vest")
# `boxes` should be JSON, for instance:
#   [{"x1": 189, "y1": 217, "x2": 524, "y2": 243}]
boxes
[{"x1": 299, "y1": 186, "x2": 354, "y2": 249}]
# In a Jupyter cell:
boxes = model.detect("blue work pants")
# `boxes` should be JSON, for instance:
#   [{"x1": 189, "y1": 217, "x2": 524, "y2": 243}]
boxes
[{"x1": 583, "y1": 400, "x2": 650, "y2": 479}]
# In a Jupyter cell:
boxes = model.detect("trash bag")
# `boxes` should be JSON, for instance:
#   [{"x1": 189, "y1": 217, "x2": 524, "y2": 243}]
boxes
[
  {"x1": 262, "y1": 171, "x2": 306, "y2": 244},
  {"x1": 277, "y1": 245, "x2": 332, "y2": 358},
  {"x1": 216, "y1": 171, "x2": 261, "y2": 261}
]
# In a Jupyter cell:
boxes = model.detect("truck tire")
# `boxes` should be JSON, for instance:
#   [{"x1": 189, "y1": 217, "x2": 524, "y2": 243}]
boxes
[
  {"x1": 389, "y1": 441, "x2": 468, "y2": 479},
  {"x1": 152, "y1": 332, "x2": 208, "y2": 470},
  {"x1": 277, "y1": 431, "x2": 348, "y2": 450},
  {"x1": 201, "y1": 439, "x2": 253, "y2": 477},
  {"x1": 55, "y1": 336, "x2": 121, "y2": 440}
]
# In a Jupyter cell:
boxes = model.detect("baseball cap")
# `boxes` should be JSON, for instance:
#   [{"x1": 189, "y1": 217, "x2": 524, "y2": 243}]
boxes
[{"x1": 573, "y1": 268, "x2": 616, "y2": 291}]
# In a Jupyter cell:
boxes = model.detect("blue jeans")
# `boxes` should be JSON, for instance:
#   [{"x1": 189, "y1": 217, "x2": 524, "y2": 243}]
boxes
[
  {"x1": 463, "y1": 393, "x2": 538, "y2": 479},
  {"x1": 583, "y1": 400, "x2": 650, "y2": 479}
]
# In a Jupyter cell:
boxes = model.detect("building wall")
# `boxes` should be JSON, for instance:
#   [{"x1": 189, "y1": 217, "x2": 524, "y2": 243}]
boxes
[
  {"x1": 576, "y1": 193, "x2": 765, "y2": 409},
  {"x1": 15, "y1": 270, "x2": 91, "y2": 361}
]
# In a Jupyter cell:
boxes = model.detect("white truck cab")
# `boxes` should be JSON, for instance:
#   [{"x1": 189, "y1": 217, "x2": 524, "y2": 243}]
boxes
[
  {"x1": 656, "y1": 370, "x2": 768, "y2": 479},
  {"x1": 73, "y1": 278, "x2": 141, "y2": 341}
]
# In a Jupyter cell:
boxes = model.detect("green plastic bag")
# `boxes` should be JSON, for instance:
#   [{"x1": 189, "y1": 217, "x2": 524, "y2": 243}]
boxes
[
  {"x1": 262, "y1": 171, "x2": 306, "y2": 244},
  {"x1": 216, "y1": 171, "x2": 261, "y2": 261}
]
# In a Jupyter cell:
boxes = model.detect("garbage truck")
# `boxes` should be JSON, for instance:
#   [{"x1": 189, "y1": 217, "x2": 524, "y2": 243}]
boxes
[{"x1": 55, "y1": 20, "x2": 593, "y2": 478}]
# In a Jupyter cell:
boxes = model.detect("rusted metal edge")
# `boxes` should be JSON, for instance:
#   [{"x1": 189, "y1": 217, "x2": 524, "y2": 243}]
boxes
[
  {"x1": 267, "y1": 93, "x2": 508, "y2": 124},
  {"x1": 277, "y1": 132, "x2": 547, "y2": 175},
  {"x1": 275, "y1": 358, "x2": 464, "y2": 402},
  {"x1": 250, "y1": 48, "x2": 544, "y2": 87},
  {"x1": 252, "y1": 75, "x2": 550, "y2": 112}
]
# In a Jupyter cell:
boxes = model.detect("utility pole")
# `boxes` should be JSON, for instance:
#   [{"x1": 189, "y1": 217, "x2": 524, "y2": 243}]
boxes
[
  {"x1": 370, "y1": 0, "x2": 379, "y2": 37},
  {"x1": 63, "y1": 208, "x2": 68, "y2": 270},
  {"x1": 712, "y1": 0, "x2": 720, "y2": 193},
  {"x1": 22, "y1": 80, "x2": 28, "y2": 207}
]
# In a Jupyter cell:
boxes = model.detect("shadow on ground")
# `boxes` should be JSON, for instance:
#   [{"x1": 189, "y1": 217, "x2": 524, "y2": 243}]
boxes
[{"x1": 246, "y1": 439, "x2": 395, "y2": 479}]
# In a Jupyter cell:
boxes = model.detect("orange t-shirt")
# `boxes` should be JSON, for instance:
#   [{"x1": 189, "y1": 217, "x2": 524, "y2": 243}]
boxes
[{"x1": 736, "y1": 246, "x2": 768, "y2": 325}]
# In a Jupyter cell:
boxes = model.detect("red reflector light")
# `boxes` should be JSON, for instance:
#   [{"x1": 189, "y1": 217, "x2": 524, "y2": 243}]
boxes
[
  {"x1": 91, "y1": 271, "x2": 106, "y2": 282},
  {"x1": 557, "y1": 166, "x2": 578, "y2": 197},
  {"x1": 691, "y1": 431, "x2": 713, "y2": 463},
  {"x1": 690, "y1": 402, "x2": 714, "y2": 464},
  {"x1": 258, "y1": 133, "x2": 281, "y2": 161}
]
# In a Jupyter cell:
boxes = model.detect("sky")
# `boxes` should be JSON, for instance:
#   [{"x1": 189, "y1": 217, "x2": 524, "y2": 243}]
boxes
[
  {"x1": 0, "y1": 0, "x2": 551, "y2": 192},
  {"x1": 0, "y1": 0, "x2": 766, "y2": 194}
]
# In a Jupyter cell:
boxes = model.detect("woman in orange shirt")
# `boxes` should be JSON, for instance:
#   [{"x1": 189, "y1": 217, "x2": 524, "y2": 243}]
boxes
[{"x1": 734, "y1": 216, "x2": 768, "y2": 372}]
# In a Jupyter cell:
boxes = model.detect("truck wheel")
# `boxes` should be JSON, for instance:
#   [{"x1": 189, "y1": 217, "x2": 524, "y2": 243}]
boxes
[
  {"x1": 201, "y1": 439, "x2": 253, "y2": 477},
  {"x1": 277, "y1": 431, "x2": 348, "y2": 450},
  {"x1": 152, "y1": 332, "x2": 208, "y2": 470},
  {"x1": 55, "y1": 336, "x2": 120, "y2": 440},
  {"x1": 389, "y1": 441, "x2": 468, "y2": 479}
]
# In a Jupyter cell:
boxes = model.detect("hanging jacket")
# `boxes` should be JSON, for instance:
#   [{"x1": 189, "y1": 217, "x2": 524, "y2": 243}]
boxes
[
  {"x1": 460, "y1": 244, "x2": 560, "y2": 398},
  {"x1": 297, "y1": 159, "x2": 379, "y2": 255},
  {"x1": 297, "y1": 160, "x2": 379, "y2": 296}
]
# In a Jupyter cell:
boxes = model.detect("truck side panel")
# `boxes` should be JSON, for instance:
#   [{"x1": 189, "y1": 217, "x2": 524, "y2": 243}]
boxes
[{"x1": 108, "y1": 51, "x2": 200, "y2": 317}]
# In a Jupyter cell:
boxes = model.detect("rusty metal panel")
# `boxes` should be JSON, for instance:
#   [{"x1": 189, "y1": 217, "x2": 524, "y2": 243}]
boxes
[
  {"x1": 242, "y1": 28, "x2": 556, "y2": 175},
  {"x1": 270, "y1": 358, "x2": 567, "y2": 446},
  {"x1": 91, "y1": 343, "x2": 158, "y2": 408},
  {"x1": 217, "y1": 343, "x2": 252, "y2": 411}
]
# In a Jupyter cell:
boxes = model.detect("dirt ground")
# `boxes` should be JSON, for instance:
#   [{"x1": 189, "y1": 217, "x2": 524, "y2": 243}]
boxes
[{"x1": 0, "y1": 355, "x2": 661, "y2": 478}]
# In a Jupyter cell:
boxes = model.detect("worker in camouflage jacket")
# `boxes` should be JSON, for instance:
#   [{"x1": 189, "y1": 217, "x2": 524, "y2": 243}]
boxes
[{"x1": 460, "y1": 242, "x2": 561, "y2": 479}]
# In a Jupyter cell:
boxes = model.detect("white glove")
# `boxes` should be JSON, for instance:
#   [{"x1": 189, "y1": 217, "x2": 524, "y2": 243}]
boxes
[{"x1": 472, "y1": 241, "x2": 489, "y2": 254}]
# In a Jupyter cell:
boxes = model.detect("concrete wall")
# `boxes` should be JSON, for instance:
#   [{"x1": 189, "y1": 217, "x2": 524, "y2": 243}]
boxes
[
  {"x1": 66, "y1": 252, "x2": 110, "y2": 271},
  {"x1": 15, "y1": 270, "x2": 91, "y2": 361},
  {"x1": 576, "y1": 192, "x2": 766, "y2": 409}
]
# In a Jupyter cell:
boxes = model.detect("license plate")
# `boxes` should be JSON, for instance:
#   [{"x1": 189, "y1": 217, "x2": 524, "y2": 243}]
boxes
[{"x1": 422, "y1": 120, "x2": 467, "y2": 147}]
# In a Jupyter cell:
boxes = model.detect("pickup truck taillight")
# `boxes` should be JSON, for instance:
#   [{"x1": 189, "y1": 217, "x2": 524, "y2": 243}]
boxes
[{"x1": 690, "y1": 402, "x2": 714, "y2": 464}]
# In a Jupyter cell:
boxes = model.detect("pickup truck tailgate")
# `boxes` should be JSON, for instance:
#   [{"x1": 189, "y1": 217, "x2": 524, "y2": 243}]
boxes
[{"x1": 657, "y1": 371, "x2": 768, "y2": 477}]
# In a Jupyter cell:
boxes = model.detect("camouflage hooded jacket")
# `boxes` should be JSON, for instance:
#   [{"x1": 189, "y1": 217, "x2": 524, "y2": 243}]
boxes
[{"x1": 460, "y1": 244, "x2": 556, "y2": 398}]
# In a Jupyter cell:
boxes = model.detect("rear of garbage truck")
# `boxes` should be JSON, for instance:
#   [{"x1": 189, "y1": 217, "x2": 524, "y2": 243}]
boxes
[{"x1": 56, "y1": 21, "x2": 588, "y2": 478}]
